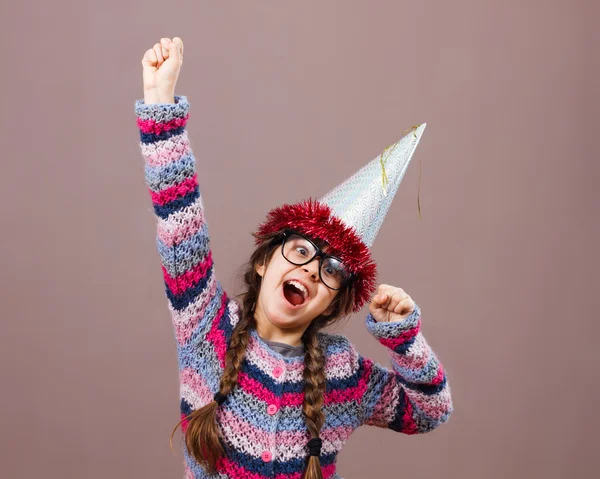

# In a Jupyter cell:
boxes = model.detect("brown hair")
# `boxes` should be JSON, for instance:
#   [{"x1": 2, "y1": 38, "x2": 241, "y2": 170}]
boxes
[{"x1": 170, "y1": 230, "x2": 356, "y2": 478}]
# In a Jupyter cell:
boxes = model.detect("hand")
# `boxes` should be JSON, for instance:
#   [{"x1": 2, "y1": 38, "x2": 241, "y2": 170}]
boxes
[
  {"x1": 141, "y1": 37, "x2": 184, "y2": 105},
  {"x1": 369, "y1": 284, "x2": 416, "y2": 322}
]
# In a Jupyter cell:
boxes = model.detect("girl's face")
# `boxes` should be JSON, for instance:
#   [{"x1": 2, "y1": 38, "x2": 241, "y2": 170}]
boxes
[{"x1": 254, "y1": 242, "x2": 339, "y2": 335}]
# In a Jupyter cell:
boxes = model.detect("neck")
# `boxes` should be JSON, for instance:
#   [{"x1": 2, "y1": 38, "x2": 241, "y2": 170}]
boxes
[{"x1": 253, "y1": 310, "x2": 307, "y2": 347}]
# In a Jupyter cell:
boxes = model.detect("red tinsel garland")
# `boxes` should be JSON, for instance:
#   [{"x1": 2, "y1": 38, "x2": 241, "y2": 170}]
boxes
[{"x1": 255, "y1": 198, "x2": 377, "y2": 312}]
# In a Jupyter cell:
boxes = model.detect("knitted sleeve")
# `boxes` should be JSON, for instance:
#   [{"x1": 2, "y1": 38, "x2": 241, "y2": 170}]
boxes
[
  {"x1": 359, "y1": 304, "x2": 453, "y2": 433},
  {"x1": 134, "y1": 96, "x2": 234, "y2": 368}
]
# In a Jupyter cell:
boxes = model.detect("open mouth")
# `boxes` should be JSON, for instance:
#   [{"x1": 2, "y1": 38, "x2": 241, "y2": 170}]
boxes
[{"x1": 282, "y1": 280, "x2": 309, "y2": 307}]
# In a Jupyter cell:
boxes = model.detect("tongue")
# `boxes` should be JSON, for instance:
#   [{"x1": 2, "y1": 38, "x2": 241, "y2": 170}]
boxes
[{"x1": 284, "y1": 284, "x2": 305, "y2": 306}]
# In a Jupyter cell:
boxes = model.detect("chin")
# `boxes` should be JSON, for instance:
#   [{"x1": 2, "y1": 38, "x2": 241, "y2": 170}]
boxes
[
  {"x1": 266, "y1": 307, "x2": 303, "y2": 329},
  {"x1": 264, "y1": 297, "x2": 309, "y2": 329},
  {"x1": 270, "y1": 319, "x2": 300, "y2": 331}
]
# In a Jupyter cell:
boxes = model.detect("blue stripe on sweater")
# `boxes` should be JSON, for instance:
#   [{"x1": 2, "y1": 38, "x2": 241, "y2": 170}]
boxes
[
  {"x1": 238, "y1": 353, "x2": 367, "y2": 397},
  {"x1": 154, "y1": 188, "x2": 200, "y2": 219},
  {"x1": 165, "y1": 267, "x2": 213, "y2": 311},
  {"x1": 144, "y1": 153, "x2": 196, "y2": 193},
  {"x1": 360, "y1": 362, "x2": 392, "y2": 424},
  {"x1": 223, "y1": 445, "x2": 336, "y2": 476},
  {"x1": 215, "y1": 298, "x2": 234, "y2": 343},
  {"x1": 399, "y1": 395, "x2": 451, "y2": 434},
  {"x1": 326, "y1": 356, "x2": 366, "y2": 392},
  {"x1": 156, "y1": 222, "x2": 211, "y2": 278},
  {"x1": 140, "y1": 125, "x2": 185, "y2": 144},
  {"x1": 389, "y1": 387, "x2": 407, "y2": 432},
  {"x1": 391, "y1": 335, "x2": 418, "y2": 355},
  {"x1": 180, "y1": 389, "x2": 361, "y2": 433},
  {"x1": 395, "y1": 372, "x2": 447, "y2": 395},
  {"x1": 391, "y1": 354, "x2": 440, "y2": 384},
  {"x1": 319, "y1": 333, "x2": 353, "y2": 356}
]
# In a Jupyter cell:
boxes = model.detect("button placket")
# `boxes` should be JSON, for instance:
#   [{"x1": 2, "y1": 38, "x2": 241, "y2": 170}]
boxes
[{"x1": 266, "y1": 361, "x2": 285, "y2": 466}]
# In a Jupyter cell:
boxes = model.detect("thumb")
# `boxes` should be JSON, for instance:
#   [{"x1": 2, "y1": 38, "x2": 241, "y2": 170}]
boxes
[
  {"x1": 141, "y1": 48, "x2": 158, "y2": 72},
  {"x1": 169, "y1": 38, "x2": 183, "y2": 63},
  {"x1": 369, "y1": 293, "x2": 388, "y2": 313}
]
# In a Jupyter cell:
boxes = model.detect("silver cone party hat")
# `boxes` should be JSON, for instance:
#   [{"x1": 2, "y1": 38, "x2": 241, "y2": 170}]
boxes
[{"x1": 318, "y1": 123, "x2": 426, "y2": 248}]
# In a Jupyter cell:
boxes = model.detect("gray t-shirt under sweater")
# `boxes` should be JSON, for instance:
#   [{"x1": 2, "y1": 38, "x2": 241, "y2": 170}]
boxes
[{"x1": 263, "y1": 339, "x2": 305, "y2": 358}]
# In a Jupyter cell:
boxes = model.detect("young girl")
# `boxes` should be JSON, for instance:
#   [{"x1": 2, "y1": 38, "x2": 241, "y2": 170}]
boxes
[{"x1": 136, "y1": 37, "x2": 452, "y2": 479}]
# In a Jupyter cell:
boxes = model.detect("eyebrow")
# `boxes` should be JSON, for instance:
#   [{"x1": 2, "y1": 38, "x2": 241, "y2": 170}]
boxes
[{"x1": 298, "y1": 233, "x2": 337, "y2": 257}]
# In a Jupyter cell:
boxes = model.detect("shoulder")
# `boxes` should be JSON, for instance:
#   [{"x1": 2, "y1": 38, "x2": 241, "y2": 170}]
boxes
[
  {"x1": 317, "y1": 331, "x2": 361, "y2": 378},
  {"x1": 316, "y1": 331, "x2": 353, "y2": 352}
]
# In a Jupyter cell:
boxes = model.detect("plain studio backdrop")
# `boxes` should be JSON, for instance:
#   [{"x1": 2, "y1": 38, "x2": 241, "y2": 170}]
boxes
[{"x1": 1, "y1": 1, "x2": 598, "y2": 478}]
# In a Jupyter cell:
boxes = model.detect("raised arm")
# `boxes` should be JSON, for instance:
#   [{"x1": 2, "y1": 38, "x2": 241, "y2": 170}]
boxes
[{"x1": 136, "y1": 38, "x2": 235, "y2": 371}]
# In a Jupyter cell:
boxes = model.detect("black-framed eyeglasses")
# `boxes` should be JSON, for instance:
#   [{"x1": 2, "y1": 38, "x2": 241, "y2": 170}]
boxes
[{"x1": 280, "y1": 230, "x2": 353, "y2": 290}]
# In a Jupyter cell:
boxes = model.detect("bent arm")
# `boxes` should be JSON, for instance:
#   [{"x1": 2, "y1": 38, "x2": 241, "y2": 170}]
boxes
[{"x1": 360, "y1": 305, "x2": 453, "y2": 433}]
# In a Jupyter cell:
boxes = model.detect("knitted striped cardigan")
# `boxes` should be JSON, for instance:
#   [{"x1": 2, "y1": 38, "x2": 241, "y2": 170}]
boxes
[{"x1": 134, "y1": 96, "x2": 453, "y2": 479}]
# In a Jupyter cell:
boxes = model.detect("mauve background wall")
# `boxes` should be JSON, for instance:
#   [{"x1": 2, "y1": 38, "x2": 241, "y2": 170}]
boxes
[{"x1": 1, "y1": 1, "x2": 598, "y2": 478}]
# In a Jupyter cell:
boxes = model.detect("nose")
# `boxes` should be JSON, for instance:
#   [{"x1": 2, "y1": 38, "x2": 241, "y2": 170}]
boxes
[{"x1": 301, "y1": 257, "x2": 320, "y2": 281}]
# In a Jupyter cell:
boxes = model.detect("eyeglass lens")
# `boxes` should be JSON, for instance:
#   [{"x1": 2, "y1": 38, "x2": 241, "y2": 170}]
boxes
[{"x1": 282, "y1": 234, "x2": 350, "y2": 289}]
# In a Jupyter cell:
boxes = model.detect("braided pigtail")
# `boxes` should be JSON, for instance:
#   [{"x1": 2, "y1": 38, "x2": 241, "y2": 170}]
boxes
[
  {"x1": 170, "y1": 232, "x2": 281, "y2": 473},
  {"x1": 301, "y1": 275, "x2": 355, "y2": 478},
  {"x1": 168, "y1": 312, "x2": 255, "y2": 472},
  {"x1": 301, "y1": 321, "x2": 327, "y2": 479}
]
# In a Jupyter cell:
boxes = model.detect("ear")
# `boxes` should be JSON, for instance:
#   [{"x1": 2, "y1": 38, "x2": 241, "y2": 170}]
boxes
[
  {"x1": 255, "y1": 262, "x2": 266, "y2": 278},
  {"x1": 323, "y1": 301, "x2": 336, "y2": 317}
]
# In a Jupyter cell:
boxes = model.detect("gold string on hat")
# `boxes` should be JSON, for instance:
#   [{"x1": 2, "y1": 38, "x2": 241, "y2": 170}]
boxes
[{"x1": 379, "y1": 124, "x2": 423, "y2": 219}]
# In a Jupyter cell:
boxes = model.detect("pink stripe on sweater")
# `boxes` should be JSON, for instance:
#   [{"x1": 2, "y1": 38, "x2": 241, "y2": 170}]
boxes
[
  {"x1": 237, "y1": 372, "x2": 301, "y2": 406},
  {"x1": 368, "y1": 375, "x2": 402, "y2": 426},
  {"x1": 325, "y1": 349, "x2": 359, "y2": 379},
  {"x1": 245, "y1": 336, "x2": 360, "y2": 381},
  {"x1": 218, "y1": 458, "x2": 267, "y2": 479},
  {"x1": 401, "y1": 396, "x2": 418, "y2": 435},
  {"x1": 161, "y1": 251, "x2": 213, "y2": 296},
  {"x1": 180, "y1": 367, "x2": 212, "y2": 400},
  {"x1": 378, "y1": 320, "x2": 421, "y2": 350},
  {"x1": 246, "y1": 336, "x2": 304, "y2": 373},
  {"x1": 205, "y1": 293, "x2": 230, "y2": 367},
  {"x1": 277, "y1": 425, "x2": 353, "y2": 454},
  {"x1": 324, "y1": 359, "x2": 372, "y2": 405},
  {"x1": 150, "y1": 174, "x2": 198, "y2": 206},
  {"x1": 137, "y1": 114, "x2": 189, "y2": 134},
  {"x1": 157, "y1": 201, "x2": 205, "y2": 247},
  {"x1": 235, "y1": 359, "x2": 373, "y2": 407},
  {"x1": 404, "y1": 386, "x2": 452, "y2": 421},
  {"x1": 390, "y1": 337, "x2": 446, "y2": 386},
  {"x1": 217, "y1": 457, "x2": 336, "y2": 479},
  {"x1": 141, "y1": 132, "x2": 191, "y2": 167},
  {"x1": 180, "y1": 411, "x2": 190, "y2": 434},
  {"x1": 219, "y1": 407, "x2": 353, "y2": 454},
  {"x1": 243, "y1": 336, "x2": 360, "y2": 385},
  {"x1": 431, "y1": 364, "x2": 445, "y2": 386},
  {"x1": 173, "y1": 274, "x2": 218, "y2": 345},
  {"x1": 219, "y1": 408, "x2": 271, "y2": 448},
  {"x1": 390, "y1": 333, "x2": 430, "y2": 370}
]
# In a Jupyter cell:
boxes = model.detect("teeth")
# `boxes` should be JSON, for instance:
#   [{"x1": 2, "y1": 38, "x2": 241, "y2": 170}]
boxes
[{"x1": 286, "y1": 280, "x2": 308, "y2": 299}]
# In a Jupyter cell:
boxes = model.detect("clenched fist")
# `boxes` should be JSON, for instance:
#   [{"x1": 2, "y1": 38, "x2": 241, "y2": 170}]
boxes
[
  {"x1": 369, "y1": 284, "x2": 416, "y2": 322},
  {"x1": 141, "y1": 37, "x2": 184, "y2": 105}
]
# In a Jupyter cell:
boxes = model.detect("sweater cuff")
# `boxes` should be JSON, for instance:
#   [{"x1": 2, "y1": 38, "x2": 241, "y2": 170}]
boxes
[
  {"x1": 365, "y1": 303, "x2": 421, "y2": 341},
  {"x1": 134, "y1": 95, "x2": 190, "y2": 122}
]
